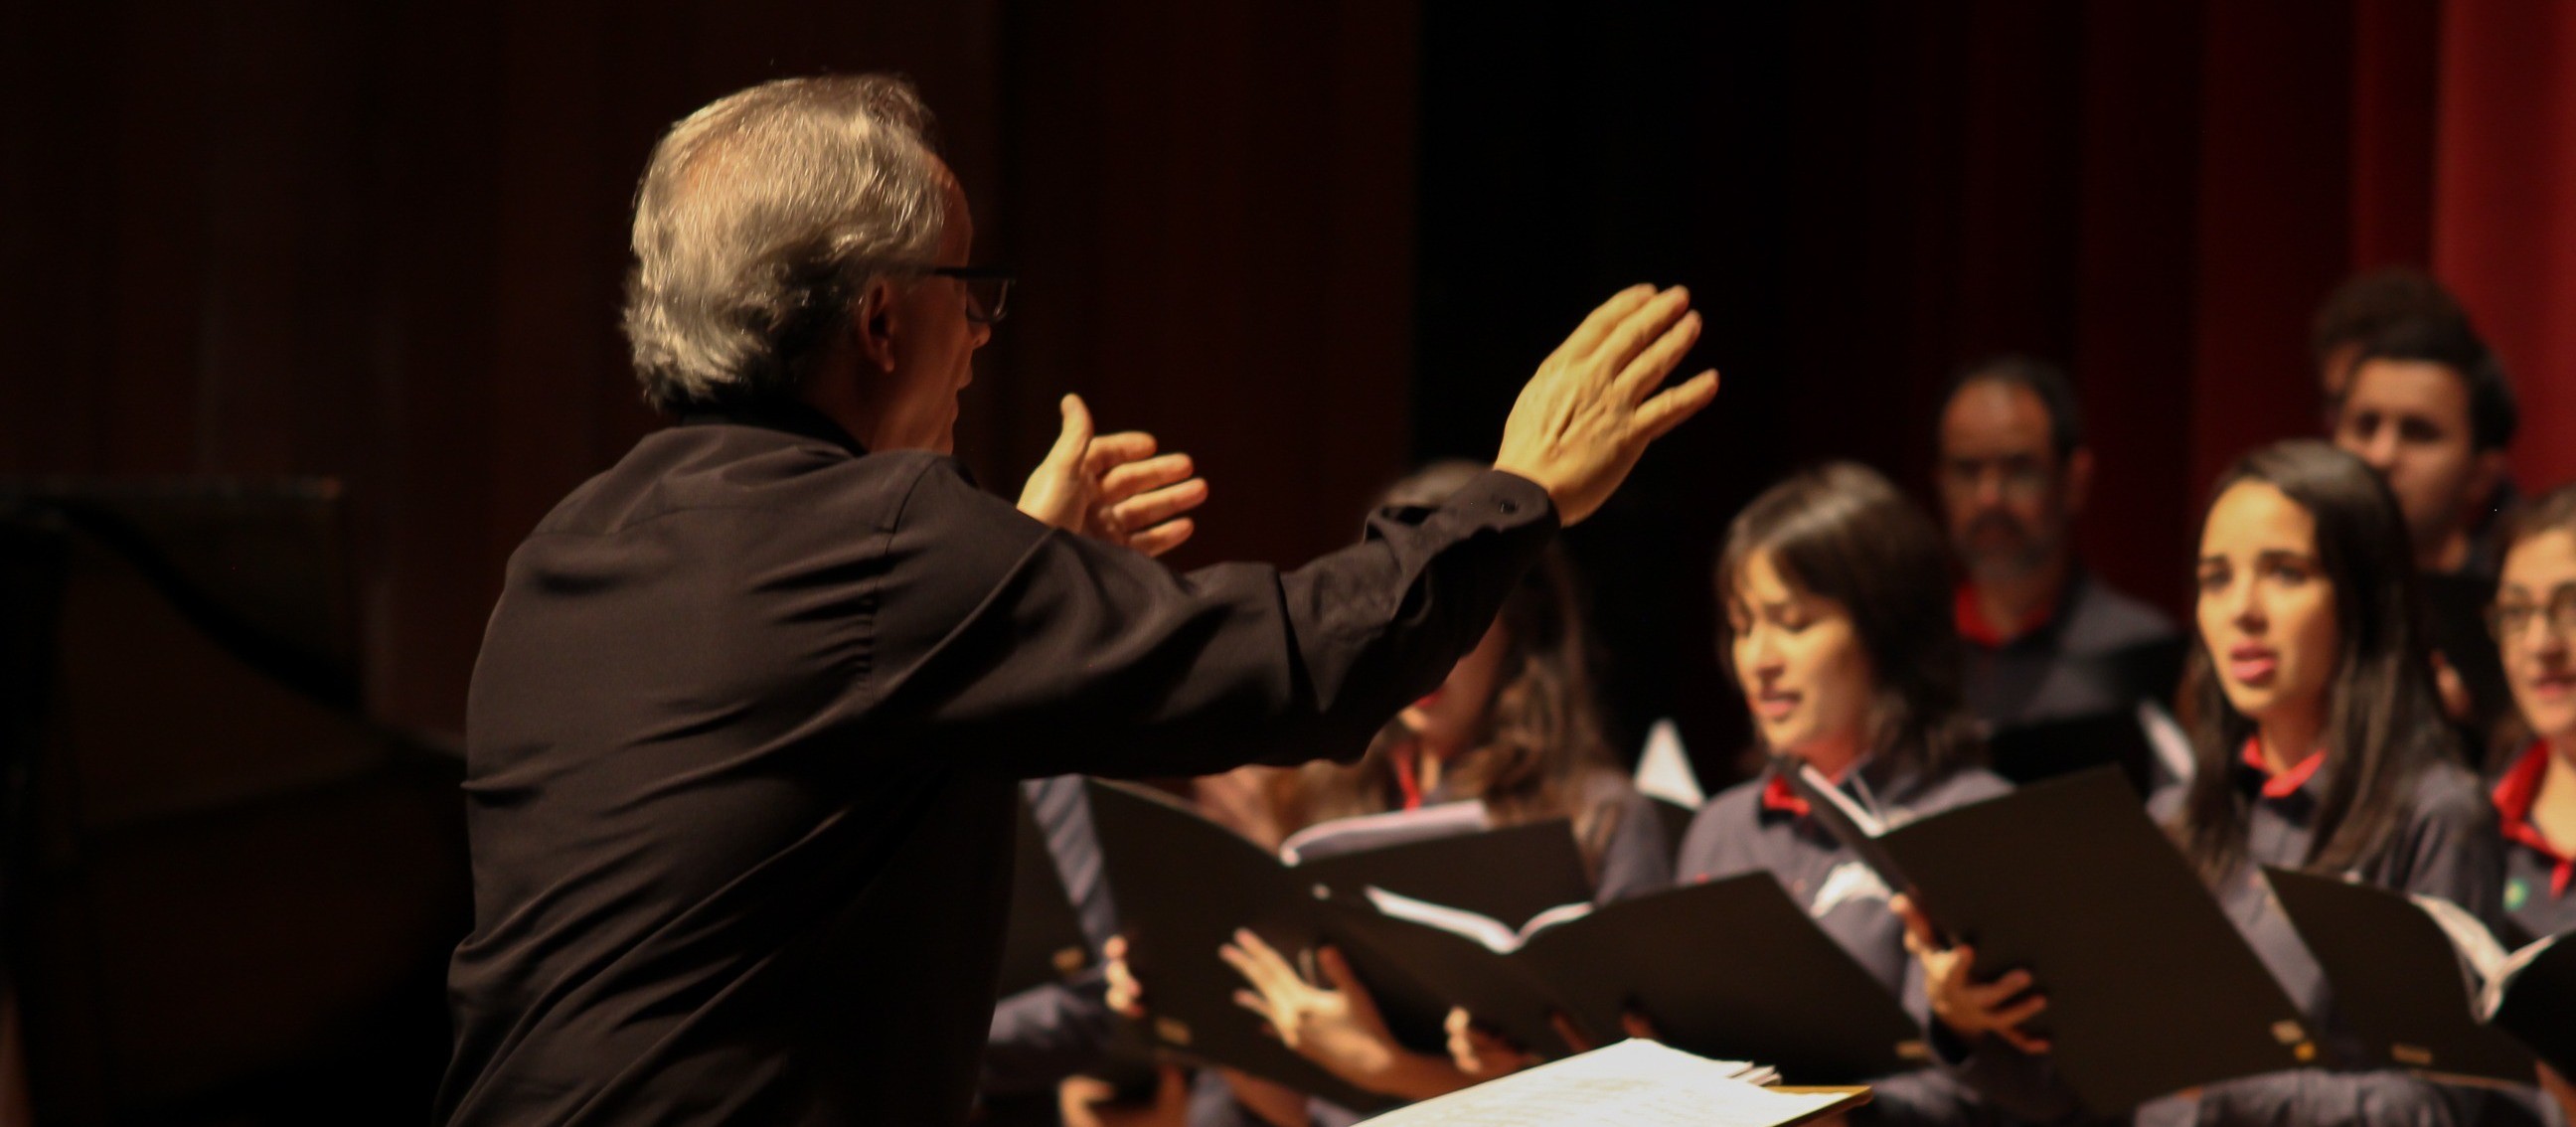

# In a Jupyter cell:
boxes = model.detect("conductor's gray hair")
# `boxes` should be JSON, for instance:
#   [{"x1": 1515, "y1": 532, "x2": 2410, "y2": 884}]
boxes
[{"x1": 623, "y1": 74, "x2": 947, "y2": 410}]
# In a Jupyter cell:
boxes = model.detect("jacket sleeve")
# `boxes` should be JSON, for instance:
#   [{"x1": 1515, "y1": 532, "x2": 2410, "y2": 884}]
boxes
[{"x1": 871, "y1": 463, "x2": 1559, "y2": 780}]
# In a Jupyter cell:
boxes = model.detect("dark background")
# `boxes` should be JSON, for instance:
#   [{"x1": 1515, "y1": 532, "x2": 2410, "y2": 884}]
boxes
[{"x1": 5, "y1": 1, "x2": 2574, "y2": 1122}]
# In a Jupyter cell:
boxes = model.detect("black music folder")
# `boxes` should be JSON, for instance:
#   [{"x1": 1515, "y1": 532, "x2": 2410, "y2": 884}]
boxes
[
  {"x1": 1082, "y1": 779, "x2": 1590, "y2": 1109},
  {"x1": 1784, "y1": 765, "x2": 2316, "y2": 1114},
  {"x1": 2265, "y1": 868, "x2": 2576, "y2": 1080},
  {"x1": 998, "y1": 794, "x2": 1095, "y2": 998},
  {"x1": 1318, "y1": 874, "x2": 1925, "y2": 1083}
]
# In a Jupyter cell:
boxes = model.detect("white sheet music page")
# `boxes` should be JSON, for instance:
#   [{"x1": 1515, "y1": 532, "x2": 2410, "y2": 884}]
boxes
[
  {"x1": 1360, "y1": 1040, "x2": 1851, "y2": 1127},
  {"x1": 1277, "y1": 800, "x2": 1488, "y2": 864}
]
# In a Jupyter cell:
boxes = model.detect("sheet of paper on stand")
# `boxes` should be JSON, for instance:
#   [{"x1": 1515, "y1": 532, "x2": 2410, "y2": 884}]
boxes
[{"x1": 1357, "y1": 1040, "x2": 1861, "y2": 1127}]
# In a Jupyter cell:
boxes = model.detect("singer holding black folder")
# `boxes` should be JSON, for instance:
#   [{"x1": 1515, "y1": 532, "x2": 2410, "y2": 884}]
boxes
[
  {"x1": 433, "y1": 73, "x2": 1720, "y2": 1127},
  {"x1": 1663, "y1": 462, "x2": 2060, "y2": 1126},
  {"x1": 1912, "y1": 441, "x2": 2510, "y2": 1126},
  {"x1": 1185, "y1": 468, "x2": 1670, "y2": 1123}
]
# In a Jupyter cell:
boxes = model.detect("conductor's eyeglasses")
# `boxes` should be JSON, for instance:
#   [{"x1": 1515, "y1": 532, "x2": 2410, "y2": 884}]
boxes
[{"x1": 923, "y1": 265, "x2": 1014, "y2": 325}]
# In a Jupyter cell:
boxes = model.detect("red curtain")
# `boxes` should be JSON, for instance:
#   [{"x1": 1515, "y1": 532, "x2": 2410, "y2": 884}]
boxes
[{"x1": 2436, "y1": 0, "x2": 2576, "y2": 492}]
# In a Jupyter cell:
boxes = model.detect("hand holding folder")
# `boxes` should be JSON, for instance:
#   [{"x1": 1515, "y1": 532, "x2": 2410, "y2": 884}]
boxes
[
  {"x1": 1083, "y1": 779, "x2": 1592, "y2": 1108},
  {"x1": 1784, "y1": 765, "x2": 2318, "y2": 1114},
  {"x1": 1322, "y1": 876, "x2": 1927, "y2": 1083}
]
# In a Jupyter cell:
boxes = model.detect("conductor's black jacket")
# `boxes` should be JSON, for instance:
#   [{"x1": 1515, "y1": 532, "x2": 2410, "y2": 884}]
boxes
[{"x1": 434, "y1": 402, "x2": 1556, "y2": 1125}]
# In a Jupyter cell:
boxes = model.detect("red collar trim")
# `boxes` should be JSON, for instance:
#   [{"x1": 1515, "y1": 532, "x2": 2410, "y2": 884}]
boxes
[
  {"x1": 1390, "y1": 742, "x2": 1425, "y2": 812},
  {"x1": 1954, "y1": 582, "x2": 2060, "y2": 647},
  {"x1": 2240, "y1": 738, "x2": 2327, "y2": 800},
  {"x1": 1760, "y1": 773, "x2": 1810, "y2": 817},
  {"x1": 1759, "y1": 757, "x2": 1860, "y2": 819},
  {"x1": 2493, "y1": 739, "x2": 2573, "y2": 896}
]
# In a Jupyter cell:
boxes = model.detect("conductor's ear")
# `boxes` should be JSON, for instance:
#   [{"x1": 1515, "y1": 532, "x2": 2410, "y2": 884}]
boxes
[{"x1": 852, "y1": 279, "x2": 899, "y2": 374}]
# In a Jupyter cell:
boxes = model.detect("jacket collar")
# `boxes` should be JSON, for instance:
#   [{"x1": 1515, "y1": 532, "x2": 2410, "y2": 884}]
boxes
[{"x1": 678, "y1": 398, "x2": 870, "y2": 460}]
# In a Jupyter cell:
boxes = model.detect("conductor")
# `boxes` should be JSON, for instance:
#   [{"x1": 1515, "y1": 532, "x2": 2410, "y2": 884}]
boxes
[{"x1": 434, "y1": 74, "x2": 1719, "y2": 1126}]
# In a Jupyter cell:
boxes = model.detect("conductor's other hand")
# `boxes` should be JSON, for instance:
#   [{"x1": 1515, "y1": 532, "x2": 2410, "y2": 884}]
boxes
[
  {"x1": 1018, "y1": 394, "x2": 1208, "y2": 558},
  {"x1": 1493, "y1": 285, "x2": 1720, "y2": 526}
]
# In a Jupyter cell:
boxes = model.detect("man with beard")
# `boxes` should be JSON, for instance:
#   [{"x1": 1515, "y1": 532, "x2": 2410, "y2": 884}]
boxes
[{"x1": 1934, "y1": 357, "x2": 2184, "y2": 734}]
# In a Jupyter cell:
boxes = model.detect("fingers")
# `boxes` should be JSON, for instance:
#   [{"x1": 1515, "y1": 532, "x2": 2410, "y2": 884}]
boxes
[
  {"x1": 1082, "y1": 431, "x2": 1160, "y2": 477},
  {"x1": 1956, "y1": 967, "x2": 2037, "y2": 1013},
  {"x1": 1448, "y1": 1009, "x2": 1530, "y2": 1079},
  {"x1": 1589, "y1": 286, "x2": 1693, "y2": 376},
  {"x1": 1443, "y1": 1008, "x2": 1480, "y2": 1072},
  {"x1": 1891, "y1": 894, "x2": 1938, "y2": 953},
  {"x1": 1989, "y1": 989, "x2": 2049, "y2": 1034},
  {"x1": 1107, "y1": 478, "x2": 1208, "y2": 536},
  {"x1": 1124, "y1": 518, "x2": 1196, "y2": 559},
  {"x1": 1044, "y1": 395, "x2": 1095, "y2": 472},
  {"x1": 1547, "y1": 1010, "x2": 1598, "y2": 1054},
  {"x1": 2000, "y1": 1028, "x2": 2054, "y2": 1055},
  {"x1": 1937, "y1": 943, "x2": 1978, "y2": 996},
  {"x1": 1057, "y1": 1073, "x2": 1117, "y2": 1127},
  {"x1": 1313, "y1": 945, "x2": 1387, "y2": 1033},
  {"x1": 1546, "y1": 284, "x2": 1659, "y2": 369},
  {"x1": 1315, "y1": 945, "x2": 1362, "y2": 994},
  {"x1": 1619, "y1": 1009, "x2": 1661, "y2": 1043},
  {"x1": 1099, "y1": 451, "x2": 1196, "y2": 502},
  {"x1": 1220, "y1": 929, "x2": 1298, "y2": 997},
  {"x1": 1613, "y1": 309, "x2": 1701, "y2": 402},
  {"x1": 1631, "y1": 370, "x2": 1721, "y2": 443},
  {"x1": 1104, "y1": 935, "x2": 1146, "y2": 1018}
]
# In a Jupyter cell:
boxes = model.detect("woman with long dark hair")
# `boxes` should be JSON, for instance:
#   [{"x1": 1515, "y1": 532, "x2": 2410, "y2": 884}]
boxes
[{"x1": 1925, "y1": 440, "x2": 2507, "y2": 1124}]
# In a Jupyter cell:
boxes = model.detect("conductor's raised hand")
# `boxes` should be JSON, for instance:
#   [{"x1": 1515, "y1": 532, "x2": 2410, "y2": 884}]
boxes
[
  {"x1": 1018, "y1": 394, "x2": 1208, "y2": 558},
  {"x1": 1492, "y1": 285, "x2": 1720, "y2": 526}
]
